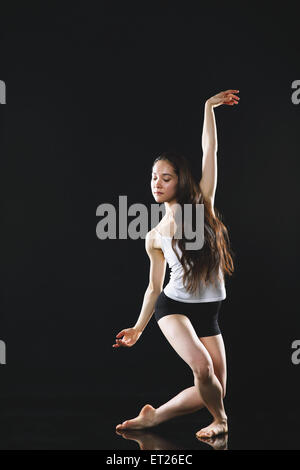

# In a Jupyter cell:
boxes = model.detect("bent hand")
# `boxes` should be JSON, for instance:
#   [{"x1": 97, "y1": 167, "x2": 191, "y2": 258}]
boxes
[
  {"x1": 112, "y1": 327, "x2": 143, "y2": 348},
  {"x1": 206, "y1": 89, "x2": 240, "y2": 108}
]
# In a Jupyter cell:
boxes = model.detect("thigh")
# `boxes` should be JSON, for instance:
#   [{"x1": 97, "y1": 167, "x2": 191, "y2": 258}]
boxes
[
  {"x1": 157, "y1": 314, "x2": 213, "y2": 372},
  {"x1": 200, "y1": 334, "x2": 227, "y2": 394}
]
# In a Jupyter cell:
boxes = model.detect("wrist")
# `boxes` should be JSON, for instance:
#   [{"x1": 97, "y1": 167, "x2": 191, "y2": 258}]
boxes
[{"x1": 134, "y1": 325, "x2": 144, "y2": 333}]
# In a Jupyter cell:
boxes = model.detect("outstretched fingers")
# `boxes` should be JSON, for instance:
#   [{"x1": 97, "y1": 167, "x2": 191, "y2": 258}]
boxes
[{"x1": 113, "y1": 330, "x2": 127, "y2": 348}]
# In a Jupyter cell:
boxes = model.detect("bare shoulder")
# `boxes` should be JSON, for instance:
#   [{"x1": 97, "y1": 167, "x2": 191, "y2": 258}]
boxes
[{"x1": 145, "y1": 228, "x2": 162, "y2": 251}]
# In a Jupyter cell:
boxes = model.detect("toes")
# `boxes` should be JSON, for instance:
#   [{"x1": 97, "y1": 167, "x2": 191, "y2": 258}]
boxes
[
  {"x1": 197, "y1": 428, "x2": 220, "y2": 439},
  {"x1": 116, "y1": 420, "x2": 128, "y2": 429},
  {"x1": 196, "y1": 428, "x2": 213, "y2": 438}
]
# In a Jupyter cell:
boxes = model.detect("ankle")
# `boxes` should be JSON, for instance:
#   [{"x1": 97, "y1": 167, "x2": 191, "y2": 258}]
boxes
[{"x1": 218, "y1": 415, "x2": 227, "y2": 424}]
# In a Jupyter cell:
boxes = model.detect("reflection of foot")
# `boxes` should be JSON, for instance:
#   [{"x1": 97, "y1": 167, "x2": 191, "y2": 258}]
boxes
[
  {"x1": 196, "y1": 433, "x2": 228, "y2": 450},
  {"x1": 115, "y1": 429, "x2": 181, "y2": 451},
  {"x1": 116, "y1": 404, "x2": 157, "y2": 431},
  {"x1": 196, "y1": 418, "x2": 228, "y2": 439}
]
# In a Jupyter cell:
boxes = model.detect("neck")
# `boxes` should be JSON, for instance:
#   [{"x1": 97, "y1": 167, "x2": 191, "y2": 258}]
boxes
[{"x1": 164, "y1": 200, "x2": 179, "y2": 218}]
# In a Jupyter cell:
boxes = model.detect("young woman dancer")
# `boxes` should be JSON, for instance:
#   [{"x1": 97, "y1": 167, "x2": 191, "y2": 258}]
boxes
[{"x1": 113, "y1": 89, "x2": 239, "y2": 439}]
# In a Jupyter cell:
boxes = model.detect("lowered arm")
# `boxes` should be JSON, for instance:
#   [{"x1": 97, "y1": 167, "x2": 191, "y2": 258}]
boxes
[{"x1": 133, "y1": 232, "x2": 166, "y2": 332}]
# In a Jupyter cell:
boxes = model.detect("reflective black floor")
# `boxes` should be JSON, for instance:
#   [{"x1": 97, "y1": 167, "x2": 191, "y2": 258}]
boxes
[{"x1": 1, "y1": 394, "x2": 300, "y2": 450}]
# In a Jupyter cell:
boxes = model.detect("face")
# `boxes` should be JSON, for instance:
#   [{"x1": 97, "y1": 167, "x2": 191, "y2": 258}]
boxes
[{"x1": 151, "y1": 160, "x2": 178, "y2": 203}]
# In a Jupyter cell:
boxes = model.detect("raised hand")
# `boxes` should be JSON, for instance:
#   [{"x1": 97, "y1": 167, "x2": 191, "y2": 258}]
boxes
[
  {"x1": 112, "y1": 327, "x2": 143, "y2": 348},
  {"x1": 206, "y1": 89, "x2": 240, "y2": 108}
]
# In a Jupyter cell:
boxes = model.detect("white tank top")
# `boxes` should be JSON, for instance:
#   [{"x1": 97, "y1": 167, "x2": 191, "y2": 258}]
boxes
[{"x1": 155, "y1": 228, "x2": 226, "y2": 303}]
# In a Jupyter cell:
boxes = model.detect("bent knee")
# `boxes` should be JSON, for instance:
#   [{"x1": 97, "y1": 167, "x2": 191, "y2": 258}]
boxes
[{"x1": 192, "y1": 362, "x2": 214, "y2": 383}]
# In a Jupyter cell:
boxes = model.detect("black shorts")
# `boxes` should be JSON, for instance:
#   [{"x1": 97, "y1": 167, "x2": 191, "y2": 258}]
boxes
[{"x1": 154, "y1": 290, "x2": 222, "y2": 338}]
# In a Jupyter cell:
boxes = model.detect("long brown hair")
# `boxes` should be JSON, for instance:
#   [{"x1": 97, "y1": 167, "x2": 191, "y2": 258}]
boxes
[{"x1": 152, "y1": 151, "x2": 235, "y2": 294}]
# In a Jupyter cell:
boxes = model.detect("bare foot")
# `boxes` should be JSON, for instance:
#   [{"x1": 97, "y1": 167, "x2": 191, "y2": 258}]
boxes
[
  {"x1": 196, "y1": 433, "x2": 228, "y2": 450},
  {"x1": 196, "y1": 418, "x2": 228, "y2": 439},
  {"x1": 116, "y1": 404, "x2": 157, "y2": 431}
]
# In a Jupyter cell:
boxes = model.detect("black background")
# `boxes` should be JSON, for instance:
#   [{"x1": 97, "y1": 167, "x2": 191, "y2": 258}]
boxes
[{"x1": 0, "y1": 1, "x2": 299, "y2": 450}]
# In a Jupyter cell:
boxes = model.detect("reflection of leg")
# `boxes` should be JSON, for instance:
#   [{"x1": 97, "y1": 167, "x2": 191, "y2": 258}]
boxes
[
  {"x1": 116, "y1": 429, "x2": 181, "y2": 451},
  {"x1": 154, "y1": 334, "x2": 227, "y2": 425}
]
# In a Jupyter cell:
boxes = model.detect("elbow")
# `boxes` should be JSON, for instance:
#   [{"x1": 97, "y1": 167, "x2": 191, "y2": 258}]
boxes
[{"x1": 147, "y1": 285, "x2": 162, "y2": 296}]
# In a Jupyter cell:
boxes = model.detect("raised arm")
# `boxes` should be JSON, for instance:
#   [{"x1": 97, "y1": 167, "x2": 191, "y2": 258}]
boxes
[{"x1": 199, "y1": 89, "x2": 240, "y2": 207}]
